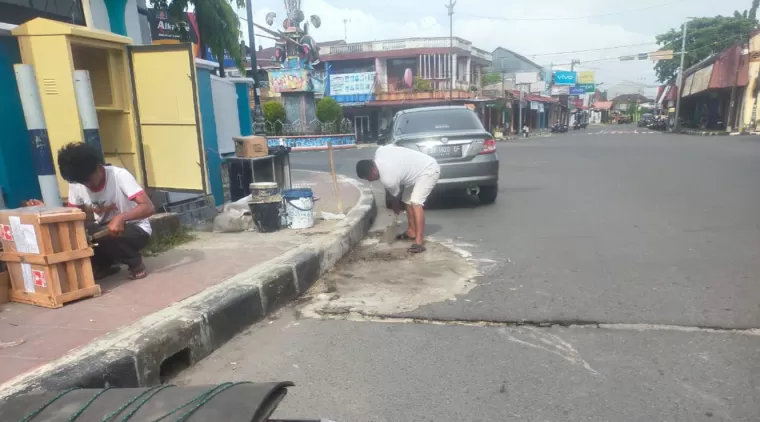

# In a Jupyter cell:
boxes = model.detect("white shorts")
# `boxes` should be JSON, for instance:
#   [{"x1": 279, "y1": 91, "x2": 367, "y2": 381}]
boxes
[{"x1": 402, "y1": 165, "x2": 441, "y2": 206}]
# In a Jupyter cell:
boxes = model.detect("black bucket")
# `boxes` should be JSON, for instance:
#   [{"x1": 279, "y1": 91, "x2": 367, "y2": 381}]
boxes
[{"x1": 248, "y1": 201, "x2": 281, "y2": 233}]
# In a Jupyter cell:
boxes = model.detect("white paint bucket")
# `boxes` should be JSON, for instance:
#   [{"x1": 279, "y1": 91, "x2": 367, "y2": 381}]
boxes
[{"x1": 283, "y1": 188, "x2": 314, "y2": 229}]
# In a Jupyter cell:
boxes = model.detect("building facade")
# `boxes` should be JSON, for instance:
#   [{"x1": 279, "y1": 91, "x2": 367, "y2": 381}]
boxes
[{"x1": 317, "y1": 37, "x2": 493, "y2": 142}]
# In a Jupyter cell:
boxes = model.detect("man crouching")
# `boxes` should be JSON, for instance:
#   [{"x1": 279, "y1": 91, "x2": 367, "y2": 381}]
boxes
[{"x1": 26, "y1": 143, "x2": 155, "y2": 280}]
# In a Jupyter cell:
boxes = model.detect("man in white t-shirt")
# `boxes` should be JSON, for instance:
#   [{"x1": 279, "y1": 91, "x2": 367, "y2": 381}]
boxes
[
  {"x1": 356, "y1": 144, "x2": 440, "y2": 253},
  {"x1": 26, "y1": 143, "x2": 156, "y2": 280}
]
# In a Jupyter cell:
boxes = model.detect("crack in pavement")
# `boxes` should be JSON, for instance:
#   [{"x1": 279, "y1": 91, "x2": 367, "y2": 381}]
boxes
[{"x1": 307, "y1": 309, "x2": 760, "y2": 336}]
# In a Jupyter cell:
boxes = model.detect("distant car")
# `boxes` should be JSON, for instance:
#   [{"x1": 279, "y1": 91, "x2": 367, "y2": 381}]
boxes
[
  {"x1": 617, "y1": 116, "x2": 632, "y2": 124},
  {"x1": 638, "y1": 113, "x2": 654, "y2": 127},
  {"x1": 383, "y1": 106, "x2": 499, "y2": 206}
]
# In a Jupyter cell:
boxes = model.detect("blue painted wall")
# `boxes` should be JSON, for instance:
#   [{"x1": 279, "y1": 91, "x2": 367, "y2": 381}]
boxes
[
  {"x1": 267, "y1": 134, "x2": 355, "y2": 149},
  {"x1": 195, "y1": 67, "x2": 224, "y2": 206},
  {"x1": 0, "y1": 36, "x2": 41, "y2": 207},
  {"x1": 234, "y1": 82, "x2": 252, "y2": 136}
]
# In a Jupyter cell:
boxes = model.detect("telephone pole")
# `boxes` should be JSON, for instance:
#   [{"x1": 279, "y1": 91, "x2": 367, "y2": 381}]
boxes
[
  {"x1": 446, "y1": 0, "x2": 456, "y2": 102},
  {"x1": 673, "y1": 20, "x2": 689, "y2": 133},
  {"x1": 245, "y1": 0, "x2": 265, "y2": 135},
  {"x1": 342, "y1": 18, "x2": 350, "y2": 42}
]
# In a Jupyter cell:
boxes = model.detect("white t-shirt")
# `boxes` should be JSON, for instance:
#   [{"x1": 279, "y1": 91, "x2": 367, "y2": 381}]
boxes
[
  {"x1": 375, "y1": 145, "x2": 439, "y2": 197},
  {"x1": 67, "y1": 166, "x2": 152, "y2": 235}
]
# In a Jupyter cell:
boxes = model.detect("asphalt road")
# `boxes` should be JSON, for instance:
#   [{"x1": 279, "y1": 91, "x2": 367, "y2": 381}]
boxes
[{"x1": 177, "y1": 126, "x2": 760, "y2": 420}]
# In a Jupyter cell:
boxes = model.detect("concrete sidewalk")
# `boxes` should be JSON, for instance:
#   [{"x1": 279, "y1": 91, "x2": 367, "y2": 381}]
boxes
[{"x1": 0, "y1": 170, "x2": 375, "y2": 397}]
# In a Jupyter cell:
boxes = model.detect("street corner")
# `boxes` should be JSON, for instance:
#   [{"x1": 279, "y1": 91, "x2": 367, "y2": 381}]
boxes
[{"x1": 293, "y1": 234, "x2": 479, "y2": 320}]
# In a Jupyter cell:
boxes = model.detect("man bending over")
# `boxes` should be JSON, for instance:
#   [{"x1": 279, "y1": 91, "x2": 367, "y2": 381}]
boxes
[
  {"x1": 26, "y1": 143, "x2": 155, "y2": 279},
  {"x1": 356, "y1": 144, "x2": 440, "y2": 253}
]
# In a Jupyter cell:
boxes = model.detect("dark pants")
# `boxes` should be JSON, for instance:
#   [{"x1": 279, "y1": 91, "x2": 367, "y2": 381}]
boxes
[{"x1": 87, "y1": 222, "x2": 150, "y2": 271}]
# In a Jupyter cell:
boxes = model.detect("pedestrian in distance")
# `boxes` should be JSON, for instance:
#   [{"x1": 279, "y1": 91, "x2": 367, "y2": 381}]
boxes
[
  {"x1": 24, "y1": 142, "x2": 155, "y2": 280},
  {"x1": 356, "y1": 144, "x2": 441, "y2": 253}
]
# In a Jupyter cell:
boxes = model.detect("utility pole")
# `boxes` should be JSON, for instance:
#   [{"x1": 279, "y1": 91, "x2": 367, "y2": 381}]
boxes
[
  {"x1": 446, "y1": 0, "x2": 456, "y2": 102},
  {"x1": 245, "y1": 0, "x2": 265, "y2": 135},
  {"x1": 342, "y1": 18, "x2": 350, "y2": 42},
  {"x1": 673, "y1": 20, "x2": 688, "y2": 133},
  {"x1": 566, "y1": 59, "x2": 580, "y2": 126}
]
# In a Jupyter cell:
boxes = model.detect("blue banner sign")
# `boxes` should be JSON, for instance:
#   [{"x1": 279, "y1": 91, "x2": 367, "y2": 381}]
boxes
[
  {"x1": 569, "y1": 86, "x2": 586, "y2": 95},
  {"x1": 554, "y1": 71, "x2": 577, "y2": 86}
]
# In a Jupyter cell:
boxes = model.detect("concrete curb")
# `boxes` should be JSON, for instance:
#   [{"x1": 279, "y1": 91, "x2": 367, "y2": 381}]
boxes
[{"x1": 0, "y1": 174, "x2": 377, "y2": 399}]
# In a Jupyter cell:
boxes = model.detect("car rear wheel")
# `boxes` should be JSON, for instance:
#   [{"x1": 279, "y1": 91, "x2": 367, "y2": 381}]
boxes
[{"x1": 478, "y1": 185, "x2": 498, "y2": 204}]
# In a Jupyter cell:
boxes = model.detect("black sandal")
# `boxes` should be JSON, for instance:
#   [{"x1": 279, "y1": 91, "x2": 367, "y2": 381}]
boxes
[
  {"x1": 408, "y1": 243, "x2": 426, "y2": 254},
  {"x1": 128, "y1": 264, "x2": 148, "y2": 280},
  {"x1": 396, "y1": 232, "x2": 414, "y2": 241}
]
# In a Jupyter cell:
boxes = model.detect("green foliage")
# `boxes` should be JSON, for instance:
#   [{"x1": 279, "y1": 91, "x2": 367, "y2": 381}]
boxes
[
  {"x1": 263, "y1": 101, "x2": 286, "y2": 122},
  {"x1": 482, "y1": 71, "x2": 502, "y2": 86},
  {"x1": 412, "y1": 77, "x2": 432, "y2": 92},
  {"x1": 316, "y1": 96, "x2": 343, "y2": 123},
  {"x1": 150, "y1": 0, "x2": 245, "y2": 75},
  {"x1": 654, "y1": 0, "x2": 759, "y2": 82}
]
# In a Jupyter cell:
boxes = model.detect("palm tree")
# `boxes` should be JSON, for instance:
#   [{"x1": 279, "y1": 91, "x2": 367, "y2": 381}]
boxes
[{"x1": 151, "y1": 0, "x2": 245, "y2": 77}]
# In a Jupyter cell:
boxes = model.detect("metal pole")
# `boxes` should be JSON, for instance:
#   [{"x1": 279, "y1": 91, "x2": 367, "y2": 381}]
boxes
[
  {"x1": 245, "y1": 0, "x2": 265, "y2": 135},
  {"x1": 673, "y1": 20, "x2": 688, "y2": 133},
  {"x1": 519, "y1": 88, "x2": 523, "y2": 135},
  {"x1": 73, "y1": 70, "x2": 105, "y2": 160},
  {"x1": 14, "y1": 64, "x2": 62, "y2": 207},
  {"x1": 446, "y1": 0, "x2": 456, "y2": 102}
]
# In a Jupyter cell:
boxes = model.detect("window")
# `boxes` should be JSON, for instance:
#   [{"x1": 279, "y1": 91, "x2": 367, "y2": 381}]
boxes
[
  {"x1": 0, "y1": 0, "x2": 85, "y2": 26},
  {"x1": 394, "y1": 109, "x2": 483, "y2": 135}
]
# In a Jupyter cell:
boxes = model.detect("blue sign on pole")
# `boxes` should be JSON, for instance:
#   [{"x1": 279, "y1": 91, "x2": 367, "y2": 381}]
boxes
[
  {"x1": 569, "y1": 86, "x2": 586, "y2": 95},
  {"x1": 554, "y1": 71, "x2": 577, "y2": 86}
]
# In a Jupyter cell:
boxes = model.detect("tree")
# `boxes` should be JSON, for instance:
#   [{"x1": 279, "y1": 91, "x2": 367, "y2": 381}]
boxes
[
  {"x1": 262, "y1": 101, "x2": 285, "y2": 135},
  {"x1": 482, "y1": 71, "x2": 502, "y2": 87},
  {"x1": 316, "y1": 97, "x2": 343, "y2": 123},
  {"x1": 151, "y1": 0, "x2": 245, "y2": 77},
  {"x1": 654, "y1": 0, "x2": 759, "y2": 82}
]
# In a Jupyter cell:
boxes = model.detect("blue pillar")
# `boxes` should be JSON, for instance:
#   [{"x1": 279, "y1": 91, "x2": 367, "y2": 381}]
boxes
[
  {"x1": 104, "y1": 0, "x2": 129, "y2": 36},
  {"x1": 0, "y1": 37, "x2": 41, "y2": 207},
  {"x1": 195, "y1": 60, "x2": 224, "y2": 206},
  {"x1": 230, "y1": 79, "x2": 253, "y2": 136}
]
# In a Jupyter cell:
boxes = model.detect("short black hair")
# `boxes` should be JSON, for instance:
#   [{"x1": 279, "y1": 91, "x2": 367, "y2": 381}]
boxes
[
  {"x1": 356, "y1": 159, "x2": 375, "y2": 180},
  {"x1": 57, "y1": 142, "x2": 103, "y2": 184}
]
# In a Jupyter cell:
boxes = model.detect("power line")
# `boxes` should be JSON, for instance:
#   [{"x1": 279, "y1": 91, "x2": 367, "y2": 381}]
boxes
[
  {"x1": 460, "y1": 0, "x2": 687, "y2": 21},
  {"x1": 526, "y1": 42, "x2": 658, "y2": 57}
]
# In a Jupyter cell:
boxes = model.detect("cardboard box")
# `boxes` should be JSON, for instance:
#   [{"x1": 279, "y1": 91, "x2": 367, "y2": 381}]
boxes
[{"x1": 233, "y1": 136, "x2": 269, "y2": 158}]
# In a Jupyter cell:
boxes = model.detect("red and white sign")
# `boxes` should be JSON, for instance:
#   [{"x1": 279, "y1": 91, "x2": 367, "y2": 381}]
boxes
[
  {"x1": 32, "y1": 270, "x2": 46, "y2": 288},
  {"x1": 0, "y1": 224, "x2": 13, "y2": 241}
]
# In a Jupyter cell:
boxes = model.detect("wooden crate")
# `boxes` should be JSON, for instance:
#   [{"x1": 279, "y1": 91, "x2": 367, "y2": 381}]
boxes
[{"x1": 0, "y1": 207, "x2": 100, "y2": 308}]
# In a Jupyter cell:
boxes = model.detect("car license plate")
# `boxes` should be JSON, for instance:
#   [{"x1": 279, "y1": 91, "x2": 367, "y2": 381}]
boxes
[{"x1": 428, "y1": 145, "x2": 462, "y2": 158}]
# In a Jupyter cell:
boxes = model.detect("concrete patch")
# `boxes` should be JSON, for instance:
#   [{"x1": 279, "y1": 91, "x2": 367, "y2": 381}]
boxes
[{"x1": 298, "y1": 237, "x2": 478, "y2": 318}]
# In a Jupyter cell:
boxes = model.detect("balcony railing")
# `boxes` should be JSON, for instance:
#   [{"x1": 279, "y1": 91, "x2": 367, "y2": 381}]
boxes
[
  {"x1": 324, "y1": 37, "x2": 492, "y2": 62},
  {"x1": 373, "y1": 82, "x2": 482, "y2": 101}
]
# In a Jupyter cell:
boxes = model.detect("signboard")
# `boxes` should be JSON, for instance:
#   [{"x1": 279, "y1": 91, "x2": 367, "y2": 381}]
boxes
[
  {"x1": 515, "y1": 72, "x2": 539, "y2": 84},
  {"x1": 147, "y1": 9, "x2": 200, "y2": 56},
  {"x1": 574, "y1": 99, "x2": 584, "y2": 108},
  {"x1": 269, "y1": 69, "x2": 314, "y2": 93},
  {"x1": 329, "y1": 72, "x2": 376, "y2": 96},
  {"x1": 530, "y1": 81, "x2": 547, "y2": 93},
  {"x1": 569, "y1": 86, "x2": 586, "y2": 95},
  {"x1": 205, "y1": 47, "x2": 237, "y2": 69},
  {"x1": 577, "y1": 71, "x2": 595, "y2": 84},
  {"x1": 550, "y1": 86, "x2": 569, "y2": 95},
  {"x1": 553, "y1": 71, "x2": 576, "y2": 86},
  {"x1": 650, "y1": 50, "x2": 674, "y2": 61},
  {"x1": 578, "y1": 83, "x2": 595, "y2": 93},
  {"x1": 530, "y1": 101, "x2": 538, "y2": 110}
]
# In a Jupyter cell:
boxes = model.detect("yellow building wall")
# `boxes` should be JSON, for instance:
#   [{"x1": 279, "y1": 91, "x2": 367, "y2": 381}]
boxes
[{"x1": 741, "y1": 33, "x2": 760, "y2": 130}]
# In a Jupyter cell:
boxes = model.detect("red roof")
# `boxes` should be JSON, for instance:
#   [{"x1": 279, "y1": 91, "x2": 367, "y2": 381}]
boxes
[
  {"x1": 591, "y1": 101, "x2": 613, "y2": 110},
  {"x1": 508, "y1": 90, "x2": 558, "y2": 103},
  {"x1": 709, "y1": 45, "x2": 749, "y2": 89}
]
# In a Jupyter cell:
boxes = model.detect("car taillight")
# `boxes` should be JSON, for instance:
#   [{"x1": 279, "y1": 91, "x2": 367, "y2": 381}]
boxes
[{"x1": 479, "y1": 138, "x2": 496, "y2": 154}]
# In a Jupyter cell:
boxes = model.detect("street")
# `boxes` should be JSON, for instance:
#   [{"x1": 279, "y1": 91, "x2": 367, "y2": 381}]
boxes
[{"x1": 176, "y1": 126, "x2": 760, "y2": 421}]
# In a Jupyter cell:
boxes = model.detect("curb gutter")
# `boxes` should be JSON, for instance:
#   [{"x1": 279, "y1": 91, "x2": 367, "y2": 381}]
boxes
[{"x1": 0, "y1": 175, "x2": 377, "y2": 400}]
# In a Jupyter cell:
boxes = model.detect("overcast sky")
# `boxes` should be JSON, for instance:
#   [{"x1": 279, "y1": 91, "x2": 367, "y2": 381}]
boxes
[{"x1": 237, "y1": 0, "x2": 755, "y2": 94}]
